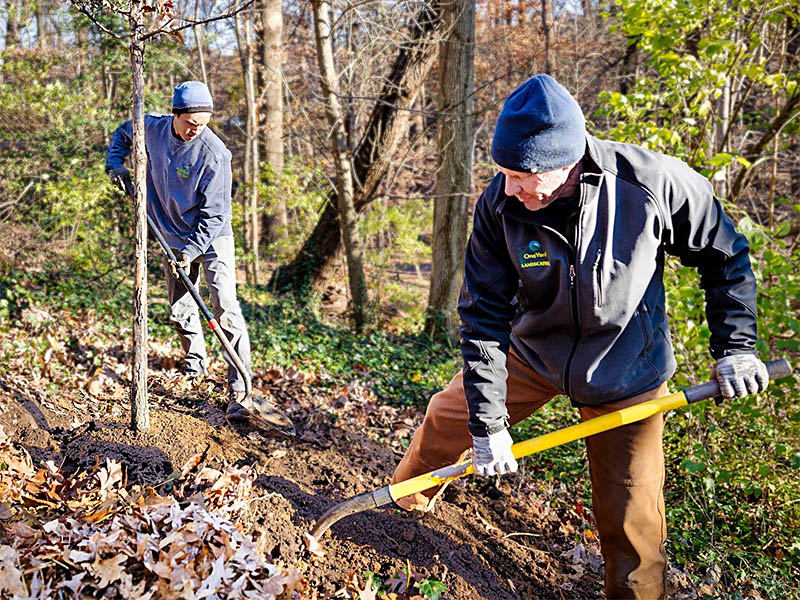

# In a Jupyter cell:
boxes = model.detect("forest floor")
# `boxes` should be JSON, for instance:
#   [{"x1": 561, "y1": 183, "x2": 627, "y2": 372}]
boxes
[{"x1": 0, "y1": 255, "x2": 700, "y2": 599}]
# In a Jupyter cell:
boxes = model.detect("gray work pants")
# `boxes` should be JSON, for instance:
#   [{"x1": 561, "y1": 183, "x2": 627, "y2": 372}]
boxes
[{"x1": 162, "y1": 236, "x2": 251, "y2": 392}]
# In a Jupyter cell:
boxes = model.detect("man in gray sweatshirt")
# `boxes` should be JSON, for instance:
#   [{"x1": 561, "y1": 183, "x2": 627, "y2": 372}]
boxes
[{"x1": 105, "y1": 81, "x2": 252, "y2": 417}]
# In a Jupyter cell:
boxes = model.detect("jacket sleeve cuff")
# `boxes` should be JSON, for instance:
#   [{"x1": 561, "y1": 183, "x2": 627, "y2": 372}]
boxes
[
  {"x1": 711, "y1": 347, "x2": 757, "y2": 359},
  {"x1": 180, "y1": 243, "x2": 203, "y2": 261},
  {"x1": 468, "y1": 417, "x2": 508, "y2": 438}
]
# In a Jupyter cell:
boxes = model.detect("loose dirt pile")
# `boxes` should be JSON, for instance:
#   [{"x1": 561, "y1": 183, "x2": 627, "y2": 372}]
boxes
[{"x1": 0, "y1": 304, "x2": 697, "y2": 599}]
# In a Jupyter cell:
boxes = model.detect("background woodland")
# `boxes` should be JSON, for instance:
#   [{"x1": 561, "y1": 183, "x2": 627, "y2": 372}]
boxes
[{"x1": 1, "y1": 0, "x2": 799, "y2": 596}]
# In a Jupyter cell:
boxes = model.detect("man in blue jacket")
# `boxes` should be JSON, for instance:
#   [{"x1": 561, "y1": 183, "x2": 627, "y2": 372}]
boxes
[
  {"x1": 106, "y1": 81, "x2": 253, "y2": 418},
  {"x1": 392, "y1": 75, "x2": 769, "y2": 599}
]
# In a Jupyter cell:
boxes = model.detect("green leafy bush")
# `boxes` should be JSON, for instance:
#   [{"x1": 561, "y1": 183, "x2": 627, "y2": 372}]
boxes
[{"x1": 255, "y1": 159, "x2": 330, "y2": 262}]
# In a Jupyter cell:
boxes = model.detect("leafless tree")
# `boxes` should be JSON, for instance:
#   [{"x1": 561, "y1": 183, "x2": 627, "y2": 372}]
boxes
[
  {"x1": 425, "y1": 0, "x2": 474, "y2": 341},
  {"x1": 311, "y1": 0, "x2": 368, "y2": 328},
  {"x1": 270, "y1": 0, "x2": 442, "y2": 294}
]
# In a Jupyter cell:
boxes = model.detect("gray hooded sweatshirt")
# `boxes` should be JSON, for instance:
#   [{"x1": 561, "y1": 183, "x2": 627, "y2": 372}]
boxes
[{"x1": 105, "y1": 114, "x2": 233, "y2": 260}]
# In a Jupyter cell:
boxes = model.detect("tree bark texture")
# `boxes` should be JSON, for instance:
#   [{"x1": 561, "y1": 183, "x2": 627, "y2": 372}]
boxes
[
  {"x1": 193, "y1": 0, "x2": 210, "y2": 90},
  {"x1": 4, "y1": 0, "x2": 21, "y2": 49},
  {"x1": 35, "y1": 0, "x2": 50, "y2": 48},
  {"x1": 130, "y1": 1, "x2": 149, "y2": 433},
  {"x1": 269, "y1": 2, "x2": 441, "y2": 293},
  {"x1": 540, "y1": 0, "x2": 552, "y2": 74},
  {"x1": 312, "y1": 0, "x2": 368, "y2": 329},
  {"x1": 235, "y1": 8, "x2": 260, "y2": 284},
  {"x1": 425, "y1": 0, "x2": 475, "y2": 342},
  {"x1": 259, "y1": 0, "x2": 288, "y2": 246}
]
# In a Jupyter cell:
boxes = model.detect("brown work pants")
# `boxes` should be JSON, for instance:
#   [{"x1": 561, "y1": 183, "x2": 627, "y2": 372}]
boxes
[{"x1": 392, "y1": 349, "x2": 668, "y2": 599}]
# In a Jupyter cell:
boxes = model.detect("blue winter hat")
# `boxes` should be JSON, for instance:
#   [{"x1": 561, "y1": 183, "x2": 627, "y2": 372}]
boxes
[
  {"x1": 172, "y1": 81, "x2": 214, "y2": 114},
  {"x1": 491, "y1": 74, "x2": 586, "y2": 173}
]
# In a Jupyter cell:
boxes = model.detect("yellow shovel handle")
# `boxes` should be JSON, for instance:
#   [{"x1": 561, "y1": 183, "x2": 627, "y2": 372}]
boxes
[
  {"x1": 388, "y1": 391, "x2": 689, "y2": 501},
  {"x1": 309, "y1": 359, "x2": 791, "y2": 542},
  {"x1": 390, "y1": 355, "x2": 793, "y2": 503}
]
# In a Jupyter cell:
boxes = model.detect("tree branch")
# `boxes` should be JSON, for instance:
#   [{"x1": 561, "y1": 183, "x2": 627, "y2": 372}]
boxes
[
  {"x1": 141, "y1": 0, "x2": 256, "y2": 41},
  {"x1": 69, "y1": 1, "x2": 127, "y2": 39}
]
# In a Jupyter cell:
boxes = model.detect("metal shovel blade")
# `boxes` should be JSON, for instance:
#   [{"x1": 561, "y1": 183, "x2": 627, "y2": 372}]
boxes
[{"x1": 228, "y1": 394, "x2": 296, "y2": 437}]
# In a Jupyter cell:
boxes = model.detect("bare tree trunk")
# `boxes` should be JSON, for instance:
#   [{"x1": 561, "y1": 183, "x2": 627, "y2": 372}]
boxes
[
  {"x1": 412, "y1": 82, "x2": 426, "y2": 139},
  {"x1": 260, "y1": 0, "x2": 287, "y2": 247},
  {"x1": 425, "y1": 0, "x2": 474, "y2": 342},
  {"x1": 235, "y1": 9, "x2": 261, "y2": 284},
  {"x1": 270, "y1": 2, "x2": 441, "y2": 293},
  {"x1": 35, "y1": 0, "x2": 50, "y2": 48},
  {"x1": 130, "y1": 1, "x2": 149, "y2": 433},
  {"x1": 312, "y1": 0, "x2": 368, "y2": 329},
  {"x1": 4, "y1": 0, "x2": 21, "y2": 49},
  {"x1": 715, "y1": 75, "x2": 731, "y2": 198},
  {"x1": 540, "y1": 0, "x2": 552, "y2": 74},
  {"x1": 193, "y1": 0, "x2": 210, "y2": 89}
]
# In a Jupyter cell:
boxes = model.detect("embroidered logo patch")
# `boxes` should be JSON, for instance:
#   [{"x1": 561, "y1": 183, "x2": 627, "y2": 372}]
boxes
[
  {"x1": 518, "y1": 240, "x2": 550, "y2": 269},
  {"x1": 176, "y1": 164, "x2": 192, "y2": 179}
]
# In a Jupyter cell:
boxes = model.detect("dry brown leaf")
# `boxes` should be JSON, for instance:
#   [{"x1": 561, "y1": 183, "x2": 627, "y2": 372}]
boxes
[
  {"x1": 93, "y1": 554, "x2": 126, "y2": 588},
  {"x1": 180, "y1": 446, "x2": 209, "y2": 478},
  {"x1": 0, "y1": 545, "x2": 27, "y2": 597},
  {"x1": 303, "y1": 532, "x2": 326, "y2": 557},
  {"x1": 86, "y1": 373, "x2": 105, "y2": 396},
  {"x1": 97, "y1": 459, "x2": 123, "y2": 498},
  {"x1": 358, "y1": 583, "x2": 378, "y2": 600},
  {"x1": 384, "y1": 572, "x2": 408, "y2": 594}
]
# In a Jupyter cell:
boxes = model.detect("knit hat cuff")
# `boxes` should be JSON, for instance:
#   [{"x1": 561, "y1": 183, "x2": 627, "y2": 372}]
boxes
[{"x1": 172, "y1": 81, "x2": 214, "y2": 113}]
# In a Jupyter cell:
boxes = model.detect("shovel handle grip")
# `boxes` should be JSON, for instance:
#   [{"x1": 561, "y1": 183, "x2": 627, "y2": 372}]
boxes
[{"x1": 684, "y1": 358, "x2": 793, "y2": 404}]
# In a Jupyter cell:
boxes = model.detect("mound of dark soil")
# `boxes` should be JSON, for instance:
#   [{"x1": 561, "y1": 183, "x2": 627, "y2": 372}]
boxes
[{"x1": 2, "y1": 365, "x2": 606, "y2": 599}]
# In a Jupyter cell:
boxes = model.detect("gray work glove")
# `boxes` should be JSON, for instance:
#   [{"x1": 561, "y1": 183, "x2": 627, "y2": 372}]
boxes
[
  {"x1": 170, "y1": 252, "x2": 192, "y2": 278},
  {"x1": 108, "y1": 166, "x2": 132, "y2": 194},
  {"x1": 712, "y1": 354, "x2": 769, "y2": 398},
  {"x1": 472, "y1": 428, "x2": 518, "y2": 477}
]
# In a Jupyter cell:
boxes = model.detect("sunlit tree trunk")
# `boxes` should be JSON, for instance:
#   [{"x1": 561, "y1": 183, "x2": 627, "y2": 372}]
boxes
[
  {"x1": 193, "y1": 0, "x2": 210, "y2": 90},
  {"x1": 426, "y1": 0, "x2": 474, "y2": 342},
  {"x1": 35, "y1": 0, "x2": 51, "y2": 48},
  {"x1": 312, "y1": 0, "x2": 368, "y2": 329},
  {"x1": 235, "y1": 8, "x2": 261, "y2": 284},
  {"x1": 715, "y1": 76, "x2": 731, "y2": 198},
  {"x1": 130, "y1": 0, "x2": 149, "y2": 433},
  {"x1": 259, "y1": 0, "x2": 287, "y2": 247},
  {"x1": 540, "y1": 0, "x2": 552, "y2": 73}
]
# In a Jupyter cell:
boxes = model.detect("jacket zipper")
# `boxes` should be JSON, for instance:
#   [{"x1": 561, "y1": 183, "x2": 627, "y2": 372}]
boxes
[
  {"x1": 563, "y1": 261, "x2": 580, "y2": 397},
  {"x1": 535, "y1": 200, "x2": 584, "y2": 397},
  {"x1": 562, "y1": 189, "x2": 585, "y2": 398}
]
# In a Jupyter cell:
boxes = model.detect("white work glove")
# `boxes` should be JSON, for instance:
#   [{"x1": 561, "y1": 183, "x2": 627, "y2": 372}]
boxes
[
  {"x1": 712, "y1": 354, "x2": 769, "y2": 398},
  {"x1": 472, "y1": 428, "x2": 518, "y2": 477},
  {"x1": 170, "y1": 252, "x2": 192, "y2": 278}
]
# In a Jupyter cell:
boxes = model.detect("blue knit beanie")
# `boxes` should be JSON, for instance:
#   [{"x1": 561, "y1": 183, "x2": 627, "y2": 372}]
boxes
[
  {"x1": 491, "y1": 74, "x2": 586, "y2": 173},
  {"x1": 172, "y1": 81, "x2": 214, "y2": 114}
]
